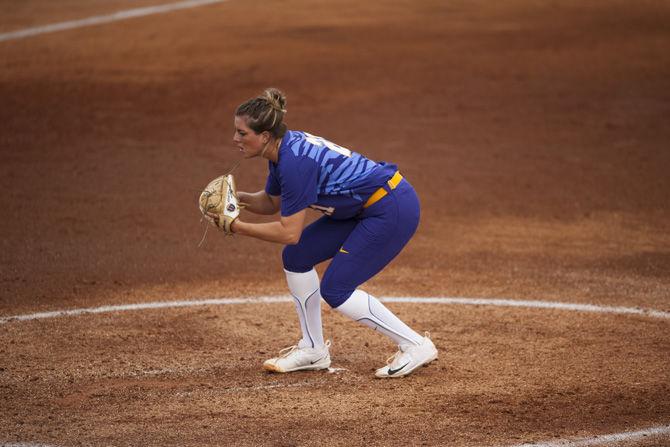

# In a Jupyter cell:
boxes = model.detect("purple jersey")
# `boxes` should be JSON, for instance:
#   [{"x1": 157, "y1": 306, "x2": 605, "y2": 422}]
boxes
[{"x1": 265, "y1": 130, "x2": 397, "y2": 219}]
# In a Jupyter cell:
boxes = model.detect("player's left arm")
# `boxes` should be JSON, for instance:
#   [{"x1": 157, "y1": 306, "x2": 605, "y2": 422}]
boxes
[{"x1": 231, "y1": 209, "x2": 306, "y2": 245}]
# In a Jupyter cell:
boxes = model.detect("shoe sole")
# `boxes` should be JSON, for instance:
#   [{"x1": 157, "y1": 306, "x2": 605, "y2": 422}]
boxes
[
  {"x1": 375, "y1": 350, "x2": 438, "y2": 378},
  {"x1": 263, "y1": 358, "x2": 331, "y2": 373}
]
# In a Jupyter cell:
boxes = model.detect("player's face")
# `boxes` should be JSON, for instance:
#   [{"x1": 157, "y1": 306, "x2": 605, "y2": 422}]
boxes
[{"x1": 233, "y1": 115, "x2": 268, "y2": 158}]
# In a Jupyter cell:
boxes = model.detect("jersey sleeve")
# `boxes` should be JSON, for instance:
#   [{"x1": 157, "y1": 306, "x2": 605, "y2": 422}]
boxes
[{"x1": 278, "y1": 156, "x2": 319, "y2": 216}]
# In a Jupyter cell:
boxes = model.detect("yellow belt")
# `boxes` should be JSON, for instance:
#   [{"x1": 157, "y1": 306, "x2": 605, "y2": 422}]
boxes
[{"x1": 363, "y1": 171, "x2": 403, "y2": 209}]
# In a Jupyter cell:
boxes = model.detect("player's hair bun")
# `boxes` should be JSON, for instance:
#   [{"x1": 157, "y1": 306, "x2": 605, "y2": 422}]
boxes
[
  {"x1": 263, "y1": 88, "x2": 287, "y2": 114},
  {"x1": 236, "y1": 88, "x2": 288, "y2": 138}
]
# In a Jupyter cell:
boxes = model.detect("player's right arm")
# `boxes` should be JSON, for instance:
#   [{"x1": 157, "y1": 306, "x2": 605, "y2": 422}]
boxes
[{"x1": 237, "y1": 190, "x2": 280, "y2": 215}]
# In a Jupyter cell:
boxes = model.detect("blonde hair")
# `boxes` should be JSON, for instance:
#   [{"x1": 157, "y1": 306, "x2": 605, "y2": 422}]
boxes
[{"x1": 236, "y1": 88, "x2": 287, "y2": 138}]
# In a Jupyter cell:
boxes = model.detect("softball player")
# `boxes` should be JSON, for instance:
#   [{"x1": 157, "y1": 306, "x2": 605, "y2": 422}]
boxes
[{"x1": 230, "y1": 88, "x2": 437, "y2": 378}]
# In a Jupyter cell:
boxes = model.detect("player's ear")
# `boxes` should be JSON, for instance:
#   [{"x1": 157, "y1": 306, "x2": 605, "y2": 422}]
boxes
[{"x1": 261, "y1": 131, "x2": 271, "y2": 144}]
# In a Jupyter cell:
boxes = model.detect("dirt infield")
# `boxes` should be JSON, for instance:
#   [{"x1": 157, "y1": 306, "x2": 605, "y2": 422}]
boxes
[{"x1": 1, "y1": 0, "x2": 669, "y2": 446}]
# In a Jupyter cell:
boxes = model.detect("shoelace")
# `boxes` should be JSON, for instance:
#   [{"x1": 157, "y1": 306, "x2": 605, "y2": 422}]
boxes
[
  {"x1": 385, "y1": 332, "x2": 431, "y2": 365},
  {"x1": 278, "y1": 345, "x2": 299, "y2": 358},
  {"x1": 385, "y1": 344, "x2": 413, "y2": 365},
  {"x1": 385, "y1": 350, "x2": 403, "y2": 366},
  {"x1": 276, "y1": 339, "x2": 331, "y2": 358}
]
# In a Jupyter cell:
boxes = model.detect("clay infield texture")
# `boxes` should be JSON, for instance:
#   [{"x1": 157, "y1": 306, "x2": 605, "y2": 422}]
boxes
[{"x1": 1, "y1": 0, "x2": 669, "y2": 446}]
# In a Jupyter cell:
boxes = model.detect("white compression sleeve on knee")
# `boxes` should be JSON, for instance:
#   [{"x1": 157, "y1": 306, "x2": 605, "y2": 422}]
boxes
[
  {"x1": 335, "y1": 290, "x2": 423, "y2": 347},
  {"x1": 285, "y1": 268, "x2": 325, "y2": 348}
]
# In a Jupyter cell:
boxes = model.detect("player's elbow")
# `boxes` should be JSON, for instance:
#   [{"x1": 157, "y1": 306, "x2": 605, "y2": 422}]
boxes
[
  {"x1": 284, "y1": 232, "x2": 302, "y2": 245},
  {"x1": 279, "y1": 210, "x2": 305, "y2": 245},
  {"x1": 281, "y1": 227, "x2": 302, "y2": 245}
]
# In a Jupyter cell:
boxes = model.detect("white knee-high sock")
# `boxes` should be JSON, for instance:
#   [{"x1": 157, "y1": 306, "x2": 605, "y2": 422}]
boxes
[
  {"x1": 336, "y1": 290, "x2": 423, "y2": 347},
  {"x1": 285, "y1": 269, "x2": 325, "y2": 349}
]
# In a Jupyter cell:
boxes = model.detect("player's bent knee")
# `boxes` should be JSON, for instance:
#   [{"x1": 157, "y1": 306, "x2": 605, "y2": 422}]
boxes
[
  {"x1": 319, "y1": 279, "x2": 353, "y2": 308},
  {"x1": 281, "y1": 245, "x2": 313, "y2": 273}
]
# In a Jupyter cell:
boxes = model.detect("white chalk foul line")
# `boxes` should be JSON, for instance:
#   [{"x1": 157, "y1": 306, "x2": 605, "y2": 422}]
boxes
[
  {"x1": 0, "y1": 0, "x2": 229, "y2": 43},
  {"x1": 504, "y1": 424, "x2": 670, "y2": 447},
  {"x1": 1, "y1": 295, "x2": 669, "y2": 325}
]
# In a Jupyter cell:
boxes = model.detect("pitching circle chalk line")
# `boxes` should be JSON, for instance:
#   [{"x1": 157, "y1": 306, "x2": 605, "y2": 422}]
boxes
[
  {"x1": 1, "y1": 295, "x2": 669, "y2": 325},
  {"x1": 1, "y1": 296, "x2": 668, "y2": 447}
]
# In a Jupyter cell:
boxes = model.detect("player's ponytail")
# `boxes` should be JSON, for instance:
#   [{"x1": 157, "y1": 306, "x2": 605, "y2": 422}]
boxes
[{"x1": 236, "y1": 88, "x2": 287, "y2": 138}]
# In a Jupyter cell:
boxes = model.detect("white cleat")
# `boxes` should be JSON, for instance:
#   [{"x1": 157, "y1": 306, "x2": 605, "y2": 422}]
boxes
[
  {"x1": 375, "y1": 333, "x2": 438, "y2": 378},
  {"x1": 263, "y1": 340, "x2": 331, "y2": 373}
]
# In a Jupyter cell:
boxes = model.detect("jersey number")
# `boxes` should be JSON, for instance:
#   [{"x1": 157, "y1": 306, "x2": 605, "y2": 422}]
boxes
[{"x1": 304, "y1": 133, "x2": 352, "y2": 157}]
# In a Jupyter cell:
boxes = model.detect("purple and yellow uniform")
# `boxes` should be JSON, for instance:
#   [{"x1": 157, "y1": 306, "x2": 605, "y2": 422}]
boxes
[{"x1": 266, "y1": 130, "x2": 420, "y2": 307}]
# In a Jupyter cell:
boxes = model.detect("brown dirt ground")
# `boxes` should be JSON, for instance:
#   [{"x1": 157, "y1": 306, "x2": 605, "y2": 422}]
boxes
[{"x1": 1, "y1": 0, "x2": 669, "y2": 446}]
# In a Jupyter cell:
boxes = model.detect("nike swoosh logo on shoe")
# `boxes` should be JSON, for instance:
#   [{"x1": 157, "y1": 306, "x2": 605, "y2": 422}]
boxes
[
  {"x1": 310, "y1": 356, "x2": 328, "y2": 365},
  {"x1": 387, "y1": 362, "x2": 410, "y2": 375}
]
